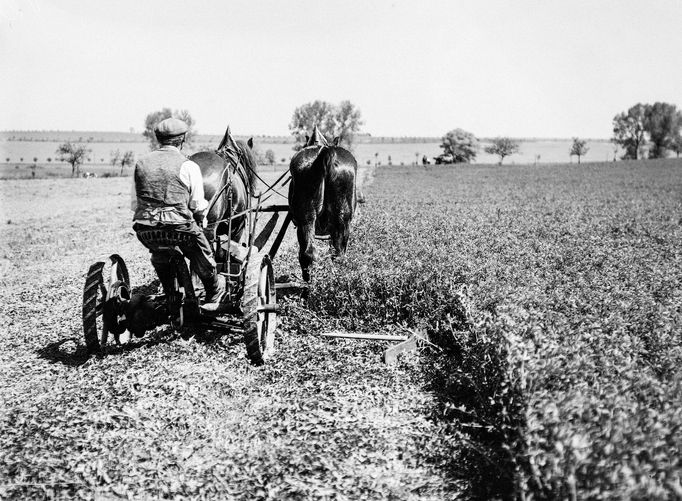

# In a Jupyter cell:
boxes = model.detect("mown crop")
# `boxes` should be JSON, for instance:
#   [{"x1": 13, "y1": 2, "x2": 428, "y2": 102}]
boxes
[
  {"x1": 295, "y1": 160, "x2": 682, "y2": 499},
  {"x1": 1, "y1": 175, "x2": 464, "y2": 500}
]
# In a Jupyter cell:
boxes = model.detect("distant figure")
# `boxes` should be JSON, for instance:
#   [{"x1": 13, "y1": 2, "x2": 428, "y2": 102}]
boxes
[{"x1": 422, "y1": 155, "x2": 429, "y2": 166}]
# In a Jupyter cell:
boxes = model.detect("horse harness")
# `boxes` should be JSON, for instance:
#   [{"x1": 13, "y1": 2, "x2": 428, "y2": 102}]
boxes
[{"x1": 205, "y1": 145, "x2": 249, "y2": 222}]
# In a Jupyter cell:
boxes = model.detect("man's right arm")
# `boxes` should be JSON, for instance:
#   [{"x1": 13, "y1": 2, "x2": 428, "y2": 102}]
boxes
[
  {"x1": 130, "y1": 172, "x2": 138, "y2": 212},
  {"x1": 180, "y1": 160, "x2": 209, "y2": 227}
]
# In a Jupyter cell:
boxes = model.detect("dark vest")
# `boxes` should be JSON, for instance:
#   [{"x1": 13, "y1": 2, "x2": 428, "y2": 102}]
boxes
[{"x1": 133, "y1": 147, "x2": 193, "y2": 224}]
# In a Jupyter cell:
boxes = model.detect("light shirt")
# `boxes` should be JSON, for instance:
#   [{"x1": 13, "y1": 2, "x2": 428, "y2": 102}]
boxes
[{"x1": 131, "y1": 146, "x2": 209, "y2": 225}]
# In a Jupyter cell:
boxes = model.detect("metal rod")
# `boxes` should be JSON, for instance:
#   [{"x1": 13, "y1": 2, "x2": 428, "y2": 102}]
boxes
[
  {"x1": 259, "y1": 204, "x2": 289, "y2": 213},
  {"x1": 274, "y1": 282, "x2": 308, "y2": 291},
  {"x1": 243, "y1": 194, "x2": 262, "y2": 278},
  {"x1": 225, "y1": 182, "x2": 233, "y2": 296},
  {"x1": 321, "y1": 332, "x2": 409, "y2": 342},
  {"x1": 254, "y1": 212, "x2": 279, "y2": 250},
  {"x1": 269, "y1": 212, "x2": 292, "y2": 260},
  {"x1": 257, "y1": 304, "x2": 279, "y2": 313}
]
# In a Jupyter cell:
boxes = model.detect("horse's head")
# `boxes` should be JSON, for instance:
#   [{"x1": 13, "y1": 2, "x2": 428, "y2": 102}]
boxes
[
  {"x1": 216, "y1": 125, "x2": 258, "y2": 197},
  {"x1": 236, "y1": 137, "x2": 258, "y2": 197}
]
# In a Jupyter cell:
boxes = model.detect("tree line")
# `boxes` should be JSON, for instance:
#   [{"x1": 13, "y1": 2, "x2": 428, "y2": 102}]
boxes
[
  {"x1": 612, "y1": 102, "x2": 682, "y2": 159},
  {"x1": 437, "y1": 101, "x2": 681, "y2": 165},
  {"x1": 44, "y1": 99, "x2": 681, "y2": 178},
  {"x1": 434, "y1": 130, "x2": 593, "y2": 165}
]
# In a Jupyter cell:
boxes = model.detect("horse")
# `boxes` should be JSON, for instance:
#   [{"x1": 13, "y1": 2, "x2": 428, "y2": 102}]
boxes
[
  {"x1": 189, "y1": 126, "x2": 258, "y2": 243},
  {"x1": 288, "y1": 126, "x2": 358, "y2": 282}
]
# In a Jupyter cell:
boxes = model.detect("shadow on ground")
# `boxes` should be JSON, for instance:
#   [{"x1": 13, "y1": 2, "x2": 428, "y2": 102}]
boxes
[{"x1": 422, "y1": 349, "x2": 519, "y2": 500}]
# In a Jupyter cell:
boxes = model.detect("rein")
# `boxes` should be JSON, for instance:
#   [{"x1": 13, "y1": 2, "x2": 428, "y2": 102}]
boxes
[{"x1": 221, "y1": 144, "x2": 291, "y2": 199}]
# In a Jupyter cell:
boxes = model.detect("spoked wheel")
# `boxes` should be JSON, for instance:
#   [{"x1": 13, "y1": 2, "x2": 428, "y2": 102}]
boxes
[
  {"x1": 168, "y1": 274, "x2": 185, "y2": 329},
  {"x1": 82, "y1": 254, "x2": 131, "y2": 354},
  {"x1": 241, "y1": 253, "x2": 277, "y2": 365},
  {"x1": 167, "y1": 252, "x2": 198, "y2": 329}
]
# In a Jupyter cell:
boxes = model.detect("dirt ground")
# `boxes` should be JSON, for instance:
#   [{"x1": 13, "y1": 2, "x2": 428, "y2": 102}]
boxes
[{"x1": 0, "y1": 173, "x2": 460, "y2": 499}]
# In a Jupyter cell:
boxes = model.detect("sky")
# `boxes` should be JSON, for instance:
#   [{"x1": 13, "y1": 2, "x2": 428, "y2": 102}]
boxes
[{"x1": 1, "y1": 0, "x2": 681, "y2": 138}]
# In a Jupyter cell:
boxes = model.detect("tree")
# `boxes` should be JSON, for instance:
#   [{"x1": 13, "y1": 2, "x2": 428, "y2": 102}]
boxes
[
  {"x1": 142, "y1": 108, "x2": 196, "y2": 150},
  {"x1": 110, "y1": 149, "x2": 121, "y2": 168},
  {"x1": 671, "y1": 134, "x2": 682, "y2": 158},
  {"x1": 612, "y1": 103, "x2": 648, "y2": 160},
  {"x1": 645, "y1": 102, "x2": 682, "y2": 158},
  {"x1": 484, "y1": 137, "x2": 520, "y2": 165},
  {"x1": 264, "y1": 149, "x2": 276, "y2": 165},
  {"x1": 111, "y1": 149, "x2": 135, "y2": 175},
  {"x1": 441, "y1": 128, "x2": 479, "y2": 163},
  {"x1": 333, "y1": 100, "x2": 364, "y2": 149},
  {"x1": 56, "y1": 142, "x2": 90, "y2": 177},
  {"x1": 289, "y1": 100, "x2": 364, "y2": 150},
  {"x1": 569, "y1": 138, "x2": 589, "y2": 164}
]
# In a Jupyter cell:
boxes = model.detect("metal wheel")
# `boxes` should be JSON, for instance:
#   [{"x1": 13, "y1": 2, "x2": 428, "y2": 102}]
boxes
[
  {"x1": 241, "y1": 253, "x2": 277, "y2": 365},
  {"x1": 166, "y1": 252, "x2": 198, "y2": 328},
  {"x1": 82, "y1": 254, "x2": 130, "y2": 354}
]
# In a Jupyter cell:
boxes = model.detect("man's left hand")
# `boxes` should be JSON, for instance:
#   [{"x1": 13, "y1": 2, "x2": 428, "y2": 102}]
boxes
[{"x1": 194, "y1": 210, "x2": 207, "y2": 228}]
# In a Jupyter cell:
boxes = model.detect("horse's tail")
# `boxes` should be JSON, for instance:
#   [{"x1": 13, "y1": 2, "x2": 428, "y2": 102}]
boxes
[{"x1": 316, "y1": 146, "x2": 337, "y2": 182}]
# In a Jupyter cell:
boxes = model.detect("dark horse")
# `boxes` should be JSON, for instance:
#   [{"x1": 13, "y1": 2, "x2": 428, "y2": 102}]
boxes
[
  {"x1": 288, "y1": 126, "x2": 358, "y2": 282},
  {"x1": 189, "y1": 126, "x2": 258, "y2": 242}
]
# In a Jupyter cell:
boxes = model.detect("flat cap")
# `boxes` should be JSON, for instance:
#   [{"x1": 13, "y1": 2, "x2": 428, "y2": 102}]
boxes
[{"x1": 154, "y1": 118, "x2": 188, "y2": 138}]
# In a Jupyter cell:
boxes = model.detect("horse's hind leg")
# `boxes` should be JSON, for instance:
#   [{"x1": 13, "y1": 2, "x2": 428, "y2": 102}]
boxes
[{"x1": 297, "y1": 223, "x2": 316, "y2": 282}]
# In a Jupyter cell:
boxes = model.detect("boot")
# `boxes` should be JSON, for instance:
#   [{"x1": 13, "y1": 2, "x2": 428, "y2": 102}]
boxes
[
  {"x1": 151, "y1": 260, "x2": 174, "y2": 296},
  {"x1": 202, "y1": 273, "x2": 226, "y2": 305}
]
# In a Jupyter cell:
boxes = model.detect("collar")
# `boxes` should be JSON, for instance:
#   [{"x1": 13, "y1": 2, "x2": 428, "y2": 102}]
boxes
[{"x1": 158, "y1": 145, "x2": 181, "y2": 152}]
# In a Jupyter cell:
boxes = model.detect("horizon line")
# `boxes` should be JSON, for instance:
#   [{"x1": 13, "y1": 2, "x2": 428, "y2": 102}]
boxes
[{"x1": 0, "y1": 130, "x2": 614, "y2": 142}]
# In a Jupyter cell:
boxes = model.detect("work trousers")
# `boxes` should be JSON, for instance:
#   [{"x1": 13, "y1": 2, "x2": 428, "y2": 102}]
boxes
[{"x1": 133, "y1": 221, "x2": 216, "y2": 283}]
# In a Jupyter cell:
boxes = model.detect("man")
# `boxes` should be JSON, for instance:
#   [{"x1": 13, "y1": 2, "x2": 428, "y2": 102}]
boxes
[{"x1": 131, "y1": 117, "x2": 225, "y2": 304}]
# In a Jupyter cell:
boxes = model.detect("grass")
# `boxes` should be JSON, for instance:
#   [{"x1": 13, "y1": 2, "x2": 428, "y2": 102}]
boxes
[{"x1": 297, "y1": 159, "x2": 682, "y2": 499}]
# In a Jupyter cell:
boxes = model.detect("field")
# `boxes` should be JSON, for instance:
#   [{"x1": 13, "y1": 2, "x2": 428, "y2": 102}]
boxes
[{"x1": 2, "y1": 159, "x2": 681, "y2": 499}]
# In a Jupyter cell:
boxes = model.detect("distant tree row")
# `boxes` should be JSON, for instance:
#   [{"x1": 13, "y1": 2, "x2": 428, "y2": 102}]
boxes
[
  {"x1": 612, "y1": 102, "x2": 682, "y2": 159},
  {"x1": 438, "y1": 132, "x2": 596, "y2": 165},
  {"x1": 135, "y1": 102, "x2": 681, "y2": 169},
  {"x1": 48, "y1": 143, "x2": 136, "y2": 177},
  {"x1": 438, "y1": 129, "x2": 522, "y2": 165}
]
